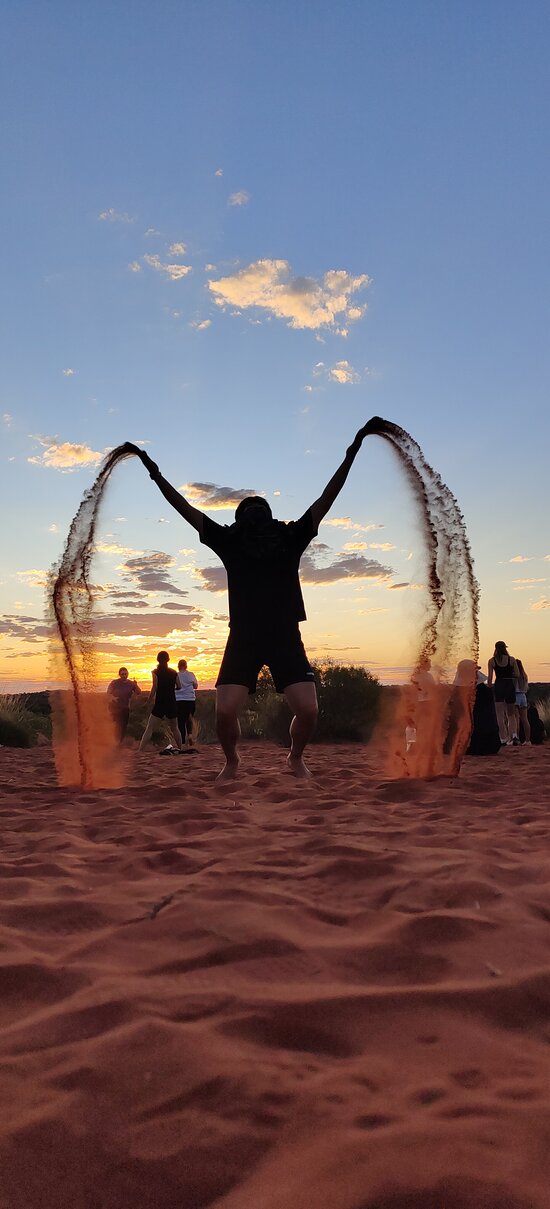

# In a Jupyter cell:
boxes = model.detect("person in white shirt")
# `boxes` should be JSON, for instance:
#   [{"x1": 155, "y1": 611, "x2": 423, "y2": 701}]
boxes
[{"x1": 175, "y1": 659, "x2": 199, "y2": 751}]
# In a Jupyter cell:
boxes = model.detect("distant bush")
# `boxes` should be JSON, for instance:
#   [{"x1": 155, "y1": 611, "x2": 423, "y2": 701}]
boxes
[
  {"x1": 312, "y1": 663, "x2": 381, "y2": 742},
  {"x1": 0, "y1": 694, "x2": 50, "y2": 748},
  {"x1": 533, "y1": 697, "x2": 550, "y2": 739}
]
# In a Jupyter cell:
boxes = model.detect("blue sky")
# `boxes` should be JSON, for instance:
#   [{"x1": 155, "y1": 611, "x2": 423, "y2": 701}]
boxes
[{"x1": 1, "y1": 0, "x2": 549, "y2": 689}]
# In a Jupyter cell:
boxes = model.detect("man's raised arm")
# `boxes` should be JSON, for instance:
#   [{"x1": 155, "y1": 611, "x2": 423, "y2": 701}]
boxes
[
  {"x1": 124, "y1": 445, "x2": 205, "y2": 537},
  {"x1": 309, "y1": 418, "x2": 379, "y2": 531}
]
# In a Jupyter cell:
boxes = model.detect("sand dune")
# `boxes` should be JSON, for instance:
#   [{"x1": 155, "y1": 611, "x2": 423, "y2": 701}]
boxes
[{"x1": 0, "y1": 740, "x2": 549, "y2": 1208}]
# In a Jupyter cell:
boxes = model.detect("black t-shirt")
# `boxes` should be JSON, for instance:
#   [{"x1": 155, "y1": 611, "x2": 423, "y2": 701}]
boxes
[{"x1": 201, "y1": 510, "x2": 317, "y2": 631}]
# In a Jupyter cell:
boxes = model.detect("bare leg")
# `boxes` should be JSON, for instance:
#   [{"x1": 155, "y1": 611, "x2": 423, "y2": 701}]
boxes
[
  {"x1": 507, "y1": 703, "x2": 519, "y2": 742},
  {"x1": 215, "y1": 684, "x2": 249, "y2": 780},
  {"x1": 519, "y1": 706, "x2": 531, "y2": 743},
  {"x1": 167, "y1": 717, "x2": 183, "y2": 750},
  {"x1": 495, "y1": 701, "x2": 509, "y2": 744},
  {"x1": 139, "y1": 714, "x2": 156, "y2": 751},
  {"x1": 284, "y1": 681, "x2": 319, "y2": 778}
]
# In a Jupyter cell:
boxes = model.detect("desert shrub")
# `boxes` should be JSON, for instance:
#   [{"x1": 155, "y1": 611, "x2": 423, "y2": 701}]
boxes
[
  {"x1": 533, "y1": 697, "x2": 550, "y2": 739},
  {"x1": 313, "y1": 663, "x2": 381, "y2": 742},
  {"x1": 0, "y1": 695, "x2": 43, "y2": 747}
]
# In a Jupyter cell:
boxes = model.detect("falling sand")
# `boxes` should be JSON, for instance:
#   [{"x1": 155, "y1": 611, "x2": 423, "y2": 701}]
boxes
[
  {"x1": 50, "y1": 423, "x2": 479, "y2": 788},
  {"x1": 367, "y1": 418, "x2": 479, "y2": 779}
]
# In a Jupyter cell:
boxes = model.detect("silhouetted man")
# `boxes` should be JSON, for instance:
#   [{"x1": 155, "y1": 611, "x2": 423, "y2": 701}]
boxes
[{"x1": 126, "y1": 419, "x2": 377, "y2": 779}]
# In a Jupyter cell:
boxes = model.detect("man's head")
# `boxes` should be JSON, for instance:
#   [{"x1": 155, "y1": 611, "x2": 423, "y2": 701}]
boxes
[
  {"x1": 118, "y1": 667, "x2": 129, "y2": 678},
  {"x1": 234, "y1": 496, "x2": 273, "y2": 525},
  {"x1": 178, "y1": 659, "x2": 187, "y2": 671},
  {"x1": 157, "y1": 650, "x2": 170, "y2": 666}
]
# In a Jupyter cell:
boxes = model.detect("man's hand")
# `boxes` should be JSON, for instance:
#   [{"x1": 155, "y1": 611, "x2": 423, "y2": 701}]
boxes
[
  {"x1": 347, "y1": 416, "x2": 382, "y2": 457},
  {"x1": 121, "y1": 443, "x2": 160, "y2": 479}
]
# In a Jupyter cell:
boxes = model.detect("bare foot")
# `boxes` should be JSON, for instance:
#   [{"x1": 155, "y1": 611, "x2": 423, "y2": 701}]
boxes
[
  {"x1": 215, "y1": 757, "x2": 241, "y2": 783},
  {"x1": 287, "y1": 753, "x2": 312, "y2": 779}
]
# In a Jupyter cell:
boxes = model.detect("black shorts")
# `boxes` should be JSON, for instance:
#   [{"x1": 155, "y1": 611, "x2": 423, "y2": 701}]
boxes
[
  {"x1": 216, "y1": 625, "x2": 315, "y2": 695},
  {"x1": 494, "y1": 679, "x2": 516, "y2": 705},
  {"x1": 152, "y1": 703, "x2": 177, "y2": 720}
]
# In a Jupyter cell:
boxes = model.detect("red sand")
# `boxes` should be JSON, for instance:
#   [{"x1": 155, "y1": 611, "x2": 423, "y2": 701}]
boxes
[{"x1": 1, "y1": 740, "x2": 549, "y2": 1209}]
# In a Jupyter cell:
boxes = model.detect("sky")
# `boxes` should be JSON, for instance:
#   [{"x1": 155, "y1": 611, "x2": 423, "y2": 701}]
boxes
[{"x1": 1, "y1": 0, "x2": 549, "y2": 692}]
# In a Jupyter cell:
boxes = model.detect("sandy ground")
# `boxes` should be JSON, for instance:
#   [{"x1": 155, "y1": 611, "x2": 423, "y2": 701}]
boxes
[{"x1": 1, "y1": 739, "x2": 549, "y2": 1209}]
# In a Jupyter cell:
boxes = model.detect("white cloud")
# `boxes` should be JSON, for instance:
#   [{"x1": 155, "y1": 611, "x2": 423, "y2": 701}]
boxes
[
  {"x1": 48, "y1": 523, "x2": 59, "y2": 533},
  {"x1": 28, "y1": 435, "x2": 104, "y2": 471},
  {"x1": 370, "y1": 542, "x2": 396, "y2": 551},
  {"x1": 16, "y1": 569, "x2": 48, "y2": 588},
  {"x1": 228, "y1": 190, "x2": 250, "y2": 206},
  {"x1": 128, "y1": 261, "x2": 142, "y2": 273},
  {"x1": 168, "y1": 241, "x2": 187, "y2": 255},
  {"x1": 321, "y1": 517, "x2": 383, "y2": 532},
  {"x1": 2, "y1": 413, "x2": 13, "y2": 426},
  {"x1": 96, "y1": 542, "x2": 143, "y2": 557},
  {"x1": 531, "y1": 597, "x2": 550, "y2": 611},
  {"x1": 215, "y1": 168, "x2": 223, "y2": 177},
  {"x1": 328, "y1": 360, "x2": 360, "y2": 384},
  {"x1": 62, "y1": 368, "x2": 75, "y2": 377},
  {"x1": 144, "y1": 227, "x2": 160, "y2": 236},
  {"x1": 509, "y1": 555, "x2": 532, "y2": 563},
  {"x1": 190, "y1": 319, "x2": 212, "y2": 330},
  {"x1": 343, "y1": 542, "x2": 369, "y2": 551},
  {"x1": 98, "y1": 208, "x2": 134, "y2": 223},
  {"x1": 143, "y1": 254, "x2": 192, "y2": 280},
  {"x1": 208, "y1": 259, "x2": 369, "y2": 332}
]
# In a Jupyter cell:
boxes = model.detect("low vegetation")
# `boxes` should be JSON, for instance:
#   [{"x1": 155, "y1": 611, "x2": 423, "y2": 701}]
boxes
[{"x1": 0, "y1": 694, "x2": 52, "y2": 748}]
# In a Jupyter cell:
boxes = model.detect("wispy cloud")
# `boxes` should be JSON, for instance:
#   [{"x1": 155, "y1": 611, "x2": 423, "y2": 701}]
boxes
[
  {"x1": 214, "y1": 168, "x2": 223, "y2": 177},
  {"x1": 195, "y1": 565, "x2": 228, "y2": 593},
  {"x1": 300, "y1": 544, "x2": 393, "y2": 586},
  {"x1": 168, "y1": 241, "x2": 187, "y2": 255},
  {"x1": 28, "y1": 436, "x2": 104, "y2": 471},
  {"x1": 190, "y1": 319, "x2": 212, "y2": 331},
  {"x1": 98, "y1": 208, "x2": 135, "y2": 223},
  {"x1": 96, "y1": 542, "x2": 143, "y2": 557},
  {"x1": 144, "y1": 227, "x2": 160, "y2": 236},
  {"x1": 128, "y1": 261, "x2": 142, "y2": 273},
  {"x1": 208, "y1": 259, "x2": 369, "y2": 332},
  {"x1": 531, "y1": 597, "x2": 550, "y2": 611},
  {"x1": 321, "y1": 517, "x2": 383, "y2": 533},
  {"x1": 16, "y1": 569, "x2": 48, "y2": 588},
  {"x1": 512, "y1": 577, "x2": 546, "y2": 590},
  {"x1": 62, "y1": 368, "x2": 75, "y2": 377},
  {"x1": 181, "y1": 481, "x2": 258, "y2": 510},
  {"x1": 228, "y1": 190, "x2": 250, "y2": 206},
  {"x1": 387, "y1": 582, "x2": 423, "y2": 591},
  {"x1": 143, "y1": 254, "x2": 192, "y2": 281},
  {"x1": 509, "y1": 555, "x2": 532, "y2": 563},
  {"x1": 2, "y1": 413, "x2": 13, "y2": 426},
  {"x1": 121, "y1": 551, "x2": 187, "y2": 597}
]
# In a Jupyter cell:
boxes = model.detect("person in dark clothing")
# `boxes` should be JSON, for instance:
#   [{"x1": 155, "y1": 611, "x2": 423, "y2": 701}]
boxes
[
  {"x1": 106, "y1": 666, "x2": 141, "y2": 743},
  {"x1": 139, "y1": 651, "x2": 183, "y2": 752},
  {"x1": 523, "y1": 703, "x2": 546, "y2": 746},
  {"x1": 466, "y1": 677, "x2": 501, "y2": 756},
  {"x1": 125, "y1": 419, "x2": 378, "y2": 780},
  {"x1": 487, "y1": 641, "x2": 520, "y2": 745}
]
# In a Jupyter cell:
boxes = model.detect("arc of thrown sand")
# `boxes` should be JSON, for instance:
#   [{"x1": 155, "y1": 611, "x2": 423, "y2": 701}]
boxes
[
  {"x1": 367, "y1": 419, "x2": 480, "y2": 670},
  {"x1": 50, "y1": 424, "x2": 479, "y2": 788},
  {"x1": 50, "y1": 445, "x2": 139, "y2": 788}
]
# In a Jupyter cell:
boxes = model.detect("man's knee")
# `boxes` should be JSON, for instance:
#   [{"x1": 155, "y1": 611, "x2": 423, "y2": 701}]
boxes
[{"x1": 294, "y1": 698, "x2": 319, "y2": 725}]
